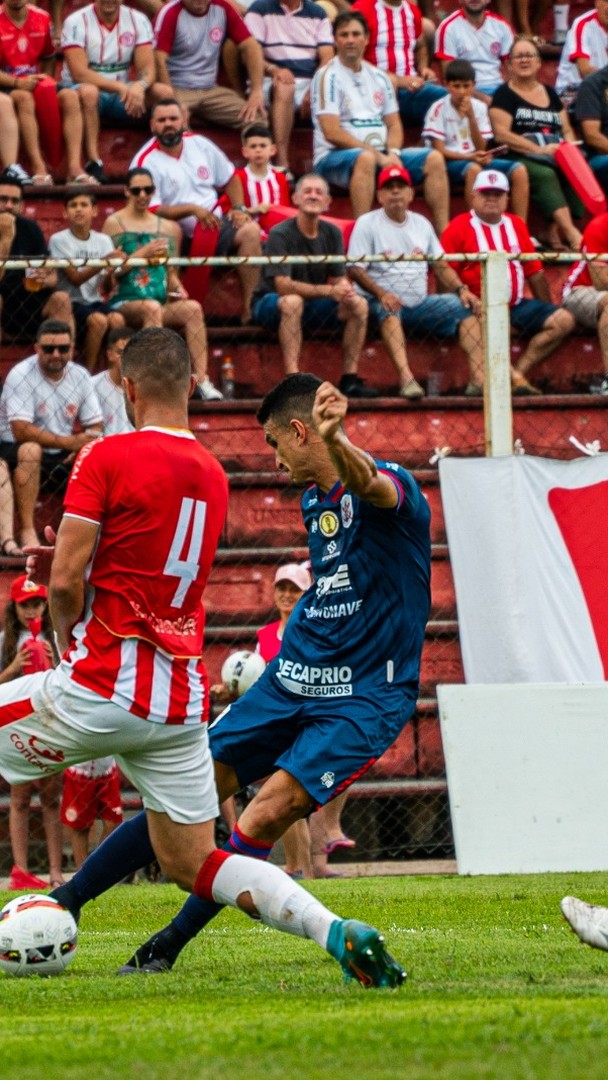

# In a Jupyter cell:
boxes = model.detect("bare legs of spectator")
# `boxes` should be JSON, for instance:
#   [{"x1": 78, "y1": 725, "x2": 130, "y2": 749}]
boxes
[
  {"x1": 78, "y1": 82, "x2": 172, "y2": 167},
  {"x1": 459, "y1": 314, "x2": 485, "y2": 387},
  {"x1": 10, "y1": 776, "x2": 65, "y2": 886},
  {"x1": 350, "y1": 149, "x2": 383, "y2": 218},
  {"x1": 69, "y1": 819, "x2": 119, "y2": 870},
  {"x1": 83, "y1": 310, "x2": 125, "y2": 372},
  {"x1": 422, "y1": 149, "x2": 450, "y2": 235},
  {"x1": 57, "y1": 88, "x2": 88, "y2": 182},
  {"x1": 551, "y1": 206, "x2": 582, "y2": 252},
  {"x1": 13, "y1": 441, "x2": 42, "y2": 548},
  {"x1": 116, "y1": 299, "x2": 209, "y2": 384},
  {"x1": 0, "y1": 94, "x2": 20, "y2": 171},
  {"x1": 596, "y1": 294, "x2": 608, "y2": 375},
  {"x1": 514, "y1": 308, "x2": 575, "y2": 378},
  {"x1": 233, "y1": 220, "x2": 262, "y2": 324},
  {"x1": 270, "y1": 80, "x2": 297, "y2": 172},
  {"x1": 378, "y1": 314, "x2": 425, "y2": 391},
  {"x1": 0, "y1": 459, "x2": 21, "y2": 555},
  {"x1": 277, "y1": 293, "x2": 367, "y2": 375},
  {"x1": 10, "y1": 88, "x2": 49, "y2": 179},
  {"x1": 310, "y1": 791, "x2": 352, "y2": 878},
  {"x1": 282, "y1": 820, "x2": 314, "y2": 879}
]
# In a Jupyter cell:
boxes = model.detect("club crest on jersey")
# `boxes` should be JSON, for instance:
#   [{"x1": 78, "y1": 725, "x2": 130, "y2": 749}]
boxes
[
  {"x1": 320, "y1": 771, "x2": 336, "y2": 788},
  {"x1": 340, "y1": 494, "x2": 353, "y2": 528},
  {"x1": 319, "y1": 510, "x2": 339, "y2": 537}
]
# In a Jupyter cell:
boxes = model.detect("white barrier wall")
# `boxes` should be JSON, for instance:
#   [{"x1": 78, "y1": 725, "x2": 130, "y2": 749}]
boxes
[{"x1": 438, "y1": 683, "x2": 608, "y2": 875}]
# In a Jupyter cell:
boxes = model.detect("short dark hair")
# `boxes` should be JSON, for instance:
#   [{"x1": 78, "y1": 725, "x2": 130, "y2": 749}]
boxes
[
  {"x1": 64, "y1": 189, "x2": 97, "y2": 207},
  {"x1": 36, "y1": 319, "x2": 72, "y2": 341},
  {"x1": 151, "y1": 97, "x2": 182, "y2": 117},
  {"x1": 257, "y1": 373, "x2": 322, "y2": 427},
  {"x1": 121, "y1": 327, "x2": 191, "y2": 398},
  {"x1": 0, "y1": 172, "x2": 23, "y2": 194},
  {"x1": 445, "y1": 59, "x2": 476, "y2": 83},
  {"x1": 333, "y1": 10, "x2": 368, "y2": 35},
  {"x1": 242, "y1": 123, "x2": 273, "y2": 143},
  {"x1": 106, "y1": 325, "x2": 136, "y2": 350},
  {"x1": 126, "y1": 167, "x2": 154, "y2": 186}
]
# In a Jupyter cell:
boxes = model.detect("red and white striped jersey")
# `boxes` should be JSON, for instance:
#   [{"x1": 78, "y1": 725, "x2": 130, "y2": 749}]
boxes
[
  {"x1": 60, "y1": 427, "x2": 228, "y2": 725},
  {"x1": 562, "y1": 212, "x2": 608, "y2": 296},
  {"x1": 352, "y1": 0, "x2": 422, "y2": 76},
  {"x1": 441, "y1": 210, "x2": 541, "y2": 306},
  {"x1": 233, "y1": 165, "x2": 290, "y2": 210}
]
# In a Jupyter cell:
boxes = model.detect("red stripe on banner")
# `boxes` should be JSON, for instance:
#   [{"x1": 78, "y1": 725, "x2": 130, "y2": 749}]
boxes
[
  {"x1": 548, "y1": 481, "x2": 608, "y2": 677},
  {"x1": 0, "y1": 697, "x2": 34, "y2": 729}
]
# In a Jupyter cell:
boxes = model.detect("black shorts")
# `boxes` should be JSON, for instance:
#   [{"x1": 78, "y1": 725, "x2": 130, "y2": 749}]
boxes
[
  {"x1": 0, "y1": 286, "x2": 53, "y2": 341},
  {"x1": 72, "y1": 300, "x2": 114, "y2": 344},
  {"x1": 0, "y1": 442, "x2": 73, "y2": 491}
]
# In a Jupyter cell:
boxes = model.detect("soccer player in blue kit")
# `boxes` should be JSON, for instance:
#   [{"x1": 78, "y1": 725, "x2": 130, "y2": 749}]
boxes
[{"x1": 50, "y1": 373, "x2": 431, "y2": 986}]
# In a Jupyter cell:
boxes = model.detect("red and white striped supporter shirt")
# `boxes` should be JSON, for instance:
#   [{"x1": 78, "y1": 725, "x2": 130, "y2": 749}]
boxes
[
  {"x1": 441, "y1": 210, "x2": 541, "y2": 307},
  {"x1": 233, "y1": 165, "x2": 290, "y2": 210},
  {"x1": 60, "y1": 427, "x2": 228, "y2": 725},
  {"x1": 562, "y1": 213, "x2": 608, "y2": 297},
  {"x1": 352, "y1": 0, "x2": 422, "y2": 76},
  {"x1": 555, "y1": 10, "x2": 608, "y2": 93}
]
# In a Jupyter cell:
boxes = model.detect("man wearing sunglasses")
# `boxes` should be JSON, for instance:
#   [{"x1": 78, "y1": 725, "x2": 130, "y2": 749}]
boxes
[
  {"x1": 0, "y1": 318, "x2": 102, "y2": 548},
  {"x1": 0, "y1": 172, "x2": 73, "y2": 343}
]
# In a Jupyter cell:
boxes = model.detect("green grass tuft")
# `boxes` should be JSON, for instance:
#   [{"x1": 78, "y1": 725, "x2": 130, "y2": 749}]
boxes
[{"x1": 2, "y1": 873, "x2": 608, "y2": 1079}]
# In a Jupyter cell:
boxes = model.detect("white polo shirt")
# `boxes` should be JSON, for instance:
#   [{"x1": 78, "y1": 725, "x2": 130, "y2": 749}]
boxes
[
  {"x1": 311, "y1": 56, "x2": 398, "y2": 165},
  {"x1": 422, "y1": 95, "x2": 492, "y2": 153},
  {"x1": 130, "y1": 132, "x2": 235, "y2": 237}
]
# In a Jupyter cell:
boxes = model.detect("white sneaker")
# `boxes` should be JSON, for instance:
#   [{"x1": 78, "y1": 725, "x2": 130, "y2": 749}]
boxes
[
  {"x1": 561, "y1": 896, "x2": 608, "y2": 951},
  {"x1": 197, "y1": 377, "x2": 223, "y2": 401},
  {"x1": 5, "y1": 163, "x2": 32, "y2": 185}
]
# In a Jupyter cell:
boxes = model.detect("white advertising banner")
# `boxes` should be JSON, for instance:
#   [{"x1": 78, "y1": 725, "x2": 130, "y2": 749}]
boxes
[{"x1": 439, "y1": 454, "x2": 608, "y2": 683}]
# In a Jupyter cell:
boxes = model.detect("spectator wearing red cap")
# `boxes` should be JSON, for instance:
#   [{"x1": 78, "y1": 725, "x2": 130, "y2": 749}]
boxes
[
  {"x1": 0, "y1": 574, "x2": 63, "y2": 891},
  {"x1": 348, "y1": 165, "x2": 483, "y2": 398},
  {"x1": 442, "y1": 168, "x2": 576, "y2": 394},
  {"x1": 251, "y1": 173, "x2": 374, "y2": 398}
]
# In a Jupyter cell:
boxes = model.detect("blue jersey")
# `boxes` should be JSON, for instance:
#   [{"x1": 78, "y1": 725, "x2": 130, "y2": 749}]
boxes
[{"x1": 274, "y1": 459, "x2": 431, "y2": 699}]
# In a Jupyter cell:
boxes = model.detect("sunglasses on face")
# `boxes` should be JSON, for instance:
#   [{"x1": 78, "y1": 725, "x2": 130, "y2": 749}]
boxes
[
  {"x1": 39, "y1": 344, "x2": 70, "y2": 354},
  {"x1": 129, "y1": 185, "x2": 155, "y2": 195}
]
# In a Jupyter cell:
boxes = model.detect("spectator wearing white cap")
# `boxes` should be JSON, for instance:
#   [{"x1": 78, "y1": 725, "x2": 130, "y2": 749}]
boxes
[
  {"x1": 348, "y1": 164, "x2": 483, "y2": 398},
  {"x1": 442, "y1": 169, "x2": 576, "y2": 394}
]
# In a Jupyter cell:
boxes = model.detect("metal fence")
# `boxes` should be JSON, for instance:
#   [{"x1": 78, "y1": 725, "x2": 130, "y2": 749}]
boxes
[{"x1": 1, "y1": 249, "x2": 606, "y2": 875}]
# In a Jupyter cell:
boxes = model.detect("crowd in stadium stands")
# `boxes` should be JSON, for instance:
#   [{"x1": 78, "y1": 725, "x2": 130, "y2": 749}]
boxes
[{"x1": 1, "y1": 0, "x2": 608, "y2": 403}]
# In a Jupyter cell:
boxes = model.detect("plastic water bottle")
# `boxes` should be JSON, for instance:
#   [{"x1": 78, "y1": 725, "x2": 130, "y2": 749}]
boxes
[{"x1": 221, "y1": 356, "x2": 235, "y2": 399}]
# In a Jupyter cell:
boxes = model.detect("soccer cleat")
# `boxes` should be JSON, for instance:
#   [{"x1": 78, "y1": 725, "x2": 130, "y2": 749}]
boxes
[
  {"x1": 561, "y1": 896, "x2": 608, "y2": 951},
  {"x1": 326, "y1": 919, "x2": 406, "y2": 988},
  {"x1": 7, "y1": 864, "x2": 48, "y2": 891},
  {"x1": 116, "y1": 933, "x2": 175, "y2": 975}
]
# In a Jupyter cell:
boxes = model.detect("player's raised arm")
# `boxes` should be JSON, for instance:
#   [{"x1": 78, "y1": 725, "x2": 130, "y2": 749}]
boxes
[{"x1": 312, "y1": 382, "x2": 398, "y2": 508}]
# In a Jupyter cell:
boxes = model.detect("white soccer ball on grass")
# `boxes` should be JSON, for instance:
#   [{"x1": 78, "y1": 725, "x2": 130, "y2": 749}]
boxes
[
  {"x1": 221, "y1": 650, "x2": 266, "y2": 697},
  {"x1": 0, "y1": 894, "x2": 78, "y2": 977}
]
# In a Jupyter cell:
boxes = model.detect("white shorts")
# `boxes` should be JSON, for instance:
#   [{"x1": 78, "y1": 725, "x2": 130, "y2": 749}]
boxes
[
  {"x1": 262, "y1": 75, "x2": 311, "y2": 110},
  {"x1": 0, "y1": 668, "x2": 219, "y2": 825}
]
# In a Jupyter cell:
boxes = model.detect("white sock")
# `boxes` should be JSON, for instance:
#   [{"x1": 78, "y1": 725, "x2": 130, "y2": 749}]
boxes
[
  {"x1": 211, "y1": 854, "x2": 337, "y2": 949},
  {"x1": 553, "y1": 4, "x2": 569, "y2": 33}
]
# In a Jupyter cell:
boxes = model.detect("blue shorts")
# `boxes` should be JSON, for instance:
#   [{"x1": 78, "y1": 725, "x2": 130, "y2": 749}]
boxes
[
  {"x1": 397, "y1": 83, "x2": 447, "y2": 126},
  {"x1": 252, "y1": 293, "x2": 344, "y2": 334},
  {"x1": 59, "y1": 82, "x2": 131, "y2": 120},
  {"x1": 510, "y1": 298, "x2": 557, "y2": 336},
  {"x1": 209, "y1": 662, "x2": 416, "y2": 806},
  {"x1": 446, "y1": 157, "x2": 521, "y2": 187},
  {"x1": 314, "y1": 147, "x2": 430, "y2": 191},
  {"x1": 369, "y1": 293, "x2": 472, "y2": 338}
]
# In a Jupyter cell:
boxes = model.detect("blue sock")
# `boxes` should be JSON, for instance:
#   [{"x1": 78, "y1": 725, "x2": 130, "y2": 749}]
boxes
[
  {"x1": 171, "y1": 824, "x2": 273, "y2": 941},
  {"x1": 72, "y1": 810, "x2": 154, "y2": 903}
]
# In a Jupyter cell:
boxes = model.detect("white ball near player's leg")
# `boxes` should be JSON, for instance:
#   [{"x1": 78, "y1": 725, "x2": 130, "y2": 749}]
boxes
[
  {"x1": 221, "y1": 650, "x2": 266, "y2": 698},
  {"x1": 0, "y1": 894, "x2": 78, "y2": 977}
]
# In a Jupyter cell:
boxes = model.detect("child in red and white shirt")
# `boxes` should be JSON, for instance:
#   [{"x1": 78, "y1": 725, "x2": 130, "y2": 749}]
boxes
[{"x1": 231, "y1": 124, "x2": 291, "y2": 236}]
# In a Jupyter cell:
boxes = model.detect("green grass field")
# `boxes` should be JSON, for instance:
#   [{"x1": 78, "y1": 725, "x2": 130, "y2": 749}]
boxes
[{"x1": 2, "y1": 873, "x2": 608, "y2": 1080}]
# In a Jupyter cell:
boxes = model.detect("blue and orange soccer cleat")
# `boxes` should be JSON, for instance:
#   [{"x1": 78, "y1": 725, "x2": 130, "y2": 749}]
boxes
[{"x1": 327, "y1": 919, "x2": 406, "y2": 988}]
